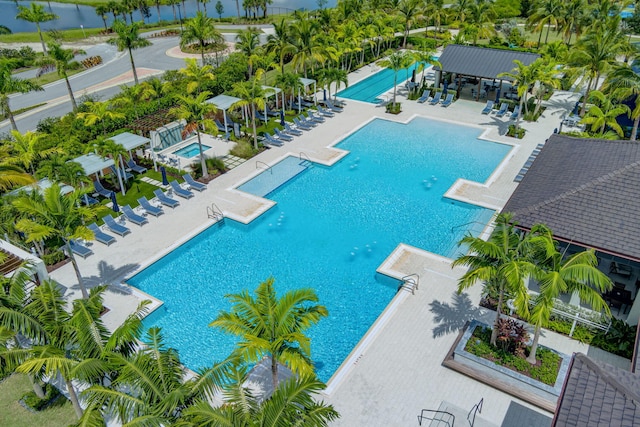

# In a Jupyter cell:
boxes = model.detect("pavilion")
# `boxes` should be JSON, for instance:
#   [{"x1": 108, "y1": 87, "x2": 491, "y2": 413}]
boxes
[
  {"x1": 206, "y1": 94, "x2": 241, "y2": 139},
  {"x1": 109, "y1": 131, "x2": 155, "y2": 170}
]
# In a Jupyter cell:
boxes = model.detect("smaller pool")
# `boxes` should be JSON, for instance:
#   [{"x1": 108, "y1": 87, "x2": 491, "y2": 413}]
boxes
[{"x1": 173, "y1": 143, "x2": 211, "y2": 158}]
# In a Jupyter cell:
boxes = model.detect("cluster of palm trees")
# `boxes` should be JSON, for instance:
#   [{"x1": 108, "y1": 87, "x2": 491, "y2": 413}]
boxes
[{"x1": 454, "y1": 213, "x2": 612, "y2": 364}]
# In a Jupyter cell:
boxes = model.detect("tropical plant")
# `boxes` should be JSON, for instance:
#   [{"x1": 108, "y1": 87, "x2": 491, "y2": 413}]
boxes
[
  {"x1": 527, "y1": 0, "x2": 562, "y2": 47},
  {"x1": 180, "y1": 11, "x2": 223, "y2": 65},
  {"x1": 230, "y1": 70, "x2": 270, "y2": 149},
  {"x1": 397, "y1": 0, "x2": 423, "y2": 48},
  {"x1": 236, "y1": 27, "x2": 262, "y2": 77},
  {"x1": 171, "y1": 91, "x2": 217, "y2": 178},
  {"x1": 37, "y1": 43, "x2": 85, "y2": 111},
  {"x1": 3, "y1": 130, "x2": 55, "y2": 174},
  {"x1": 0, "y1": 59, "x2": 44, "y2": 132},
  {"x1": 0, "y1": 164, "x2": 34, "y2": 191},
  {"x1": 581, "y1": 90, "x2": 629, "y2": 137},
  {"x1": 76, "y1": 100, "x2": 126, "y2": 135},
  {"x1": 95, "y1": 5, "x2": 110, "y2": 30},
  {"x1": 452, "y1": 213, "x2": 536, "y2": 346},
  {"x1": 377, "y1": 51, "x2": 412, "y2": 108},
  {"x1": 210, "y1": 277, "x2": 328, "y2": 388},
  {"x1": 498, "y1": 59, "x2": 538, "y2": 131},
  {"x1": 13, "y1": 184, "x2": 95, "y2": 299},
  {"x1": 602, "y1": 64, "x2": 640, "y2": 140},
  {"x1": 178, "y1": 58, "x2": 216, "y2": 94},
  {"x1": 266, "y1": 18, "x2": 295, "y2": 74},
  {"x1": 91, "y1": 137, "x2": 128, "y2": 194},
  {"x1": 289, "y1": 17, "x2": 325, "y2": 77},
  {"x1": 108, "y1": 20, "x2": 151, "y2": 85},
  {"x1": 16, "y1": 3, "x2": 58, "y2": 55}
]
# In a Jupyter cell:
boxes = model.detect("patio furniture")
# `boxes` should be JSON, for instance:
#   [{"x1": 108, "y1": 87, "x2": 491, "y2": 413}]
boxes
[
  {"x1": 122, "y1": 205, "x2": 149, "y2": 226},
  {"x1": 182, "y1": 174, "x2": 207, "y2": 192},
  {"x1": 93, "y1": 180, "x2": 112, "y2": 198},
  {"x1": 428, "y1": 92, "x2": 442, "y2": 105},
  {"x1": 441, "y1": 93, "x2": 455, "y2": 107},
  {"x1": 496, "y1": 102, "x2": 509, "y2": 117},
  {"x1": 481, "y1": 100, "x2": 494, "y2": 114},
  {"x1": 137, "y1": 196, "x2": 164, "y2": 216},
  {"x1": 88, "y1": 223, "x2": 116, "y2": 245},
  {"x1": 102, "y1": 215, "x2": 131, "y2": 237},
  {"x1": 169, "y1": 180, "x2": 194, "y2": 199},
  {"x1": 153, "y1": 189, "x2": 180, "y2": 208},
  {"x1": 126, "y1": 159, "x2": 147, "y2": 174},
  {"x1": 69, "y1": 240, "x2": 93, "y2": 259}
]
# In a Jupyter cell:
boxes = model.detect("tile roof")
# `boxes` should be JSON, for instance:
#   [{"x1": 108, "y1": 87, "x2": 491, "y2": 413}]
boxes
[
  {"x1": 502, "y1": 134, "x2": 640, "y2": 261},
  {"x1": 553, "y1": 353, "x2": 640, "y2": 426},
  {"x1": 437, "y1": 44, "x2": 540, "y2": 80}
]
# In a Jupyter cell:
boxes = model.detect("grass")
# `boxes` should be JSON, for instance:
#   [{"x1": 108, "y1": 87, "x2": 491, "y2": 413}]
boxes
[
  {"x1": 29, "y1": 68, "x2": 86, "y2": 86},
  {"x1": 0, "y1": 374, "x2": 75, "y2": 427},
  {"x1": 0, "y1": 27, "x2": 104, "y2": 44},
  {"x1": 0, "y1": 103, "x2": 46, "y2": 121}
]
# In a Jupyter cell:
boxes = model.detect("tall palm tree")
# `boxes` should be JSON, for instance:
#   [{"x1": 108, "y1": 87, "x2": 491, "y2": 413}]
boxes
[
  {"x1": 171, "y1": 91, "x2": 217, "y2": 178},
  {"x1": 559, "y1": 0, "x2": 586, "y2": 45},
  {"x1": 397, "y1": 0, "x2": 422, "y2": 48},
  {"x1": 95, "y1": 5, "x2": 110, "y2": 31},
  {"x1": 112, "y1": 81, "x2": 157, "y2": 119},
  {"x1": 37, "y1": 43, "x2": 85, "y2": 111},
  {"x1": 289, "y1": 17, "x2": 325, "y2": 77},
  {"x1": 4, "y1": 130, "x2": 54, "y2": 174},
  {"x1": 91, "y1": 137, "x2": 128, "y2": 194},
  {"x1": 602, "y1": 64, "x2": 640, "y2": 140},
  {"x1": 230, "y1": 70, "x2": 269, "y2": 150},
  {"x1": 527, "y1": 0, "x2": 562, "y2": 47},
  {"x1": 377, "y1": 51, "x2": 412, "y2": 108},
  {"x1": 179, "y1": 58, "x2": 216, "y2": 94},
  {"x1": 581, "y1": 90, "x2": 629, "y2": 137},
  {"x1": 266, "y1": 18, "x2": 295, "y2": 74},
  {"x1": 16, "y1": 3, "x2": 58, "y2": 55},
  {"x1": 13, "y1": 184, "x2": 95, "y2": 299},
  {"x1": 76, "y1": 100, "x2": 126, "y2": 135},
  {"x1": 452, "y1": 213, "x2": 536, "y2": 346},
  {"x1": 498, "y1": 59, "x2": 538, "y2": 131},
  {"x1": 326, "y1": 67, "x2": 348, "y2": 100},
  {"x1": 524, "y1": 226, "x2": 612, "y2": 364},
  {"x1": 466, "y1": 0, "x2": 496, "y2": 44},
  {"x1": 108, "y1": 20, "x2": 151, "y2": 85},
  {"x1": 180, "y1": 11, "x2": 222, "y2": 65},
  {"x1": 275, "y1": 71, "x2": 302, "y2": 109},
  {"x1": 210, "y1": 277, "x2": 328, "y2": 389},
  {"x1": 0, "y1": 59, "x2": 44, "y2": 132},
  {"x1": 236, "y1": 27, "x2": 262, "y2": 77}
]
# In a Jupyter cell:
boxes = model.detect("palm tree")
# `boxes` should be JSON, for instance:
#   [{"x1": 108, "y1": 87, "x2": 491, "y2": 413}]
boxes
[
  {"x1": 13, "y1": 184, "x2": 96, "y2": 299},
  {"x1": 527, "y1": 0, "x2": 562, "y2": 47},
  {"x1": 0, "y1": 164, "x2": 34, "y2": 191},
  {"x1": 452, "y1": 213, "x2": 536, "y2": 346},
  {"x1": 289, "y1": 17, "x2": 325, "y2": 77},
  {"x1": 266, "y1": 18, "x2": 295, "y2": 74},
  {"x1": 37, "y1": 43, "x2": 85, "y2": 111},
  {"x1": 524, "y1": 226, "x2": 612, "y2": 364},
  {"x1": 180, "y1": 11, "x2": 222, "y2": 65},
  {"x1": 0, "y1": 59, "x2": 44, "y2": 132},
  {"x1": 581, "y1": 90, "x2": 629, "y2": 137},
  {"x1": 397, "y1": 0, "x2": 422, "y2": 48},
  {"x1": 171, "y1": 91, "x2": 217, "y2": 178},
  {"x1": 91, "y1": 137, "x2": 128, "y2": 194},
  {"x1": 377, "y1": 51, "x2": 412, "y2": 108},
  {"x1": 108, "y1": 20, "x2": 151, "y2": 85},
  {"x1": 183, "y1": 370, "x2": 340, "y2": 426},
  {"x1": 602, "y1": 64, "x2": 640, "y2": 140},
  {"x1": 236, "y1": 27, "x2": 261, "y2": 77},
  {"x1": 466, "y1": 0, "x2": 496, "y2": 45},
  {"x1": 16, "y1": 3, "x2": 58, "y2": 55},
  {"x1": 230, "y1": 70, "x2": 269, "y2": 150},
  {"x1": 210, "y1": 277, "x2": 328, "y2": 389},
  {"x1": 4, "y1": 129, "x2": 59, "y2": 174},
  {"x1": 559, "y1": 0, "x2": 586, "y2": 44},
  {"x1": 275, "y1": 71, "x2": 302, "y2": 109},
  {"x1": 179, "y1": 58, "x2": 215, "y2": 94},
  {"x1": 498, "y1": 59, "x2": 538, "y2": 131},
  {"x1": 95, "y1": 5, "x2": 109, "y2": 31},
  {"x1": 112, "y1": 81, "x2": 157, "y2": 119},
  {"x1": 326, "y1": 67, "x2": 348, "y2": 101},
  {"x1": 76, "y1": 100, "x2": 126, "y2": 135}
]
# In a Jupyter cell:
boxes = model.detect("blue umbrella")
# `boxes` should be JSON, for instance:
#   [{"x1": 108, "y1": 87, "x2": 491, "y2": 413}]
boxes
[
  {"x1": 160, "y1": 166, "x2": 168, "y2": 186},
  {"x1": 572, "y1": 101, "x2": 580, "y2": 115},
  {"x1": 110, "y1": 191, "x2": 119, "y2": 213},
  {"x1": 280, "y1": 110, "x2": 285, "y2": 126},
  {"x1": 323, "y1": 89, "x2": 327, "y2": 101},
  {"x1": 495, "y1": 88, "x2": 501, "y2": 103},
  {"x1": 442, "y1": 80, "x2": 448, "y2": 95}
]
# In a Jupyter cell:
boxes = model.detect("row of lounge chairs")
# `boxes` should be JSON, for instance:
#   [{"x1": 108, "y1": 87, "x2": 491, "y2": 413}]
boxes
[
  {"x1": 481, "y1": 101, "x2": 520, "y2": 119},
  {"x1": 262, "y1": 101, "x2": 344, "y2": 147},
  {"x1": 417, "y1": 91, "x2": 455, "y2": 107}
]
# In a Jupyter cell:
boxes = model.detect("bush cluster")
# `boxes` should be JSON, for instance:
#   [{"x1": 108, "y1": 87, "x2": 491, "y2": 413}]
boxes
[{"x1": 20, "y1": 383, "x2": 61, "y2": 412}]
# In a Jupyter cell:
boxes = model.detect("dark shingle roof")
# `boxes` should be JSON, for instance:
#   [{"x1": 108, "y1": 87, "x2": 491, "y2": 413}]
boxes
[
  {"x1": 502, "y1": 134, "x2": 640, "y2": 261},
  {"x1": 553, "y1": 353, "x2": 640, "y2": 426},
  {"x1": 436, "y1": 44, "x2": 540, "y2": 80}
]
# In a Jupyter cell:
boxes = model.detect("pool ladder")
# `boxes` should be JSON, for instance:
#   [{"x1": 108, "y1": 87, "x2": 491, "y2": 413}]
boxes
[
  {"x1": 206, "y1": 203, "x2": 224, "y2": 223},
  {"x1": 399, "y1": 274, "x2": 419, "y2": 295},
  {"x1": 256, "y1": 161, "x2": 272, "y2": 174}
]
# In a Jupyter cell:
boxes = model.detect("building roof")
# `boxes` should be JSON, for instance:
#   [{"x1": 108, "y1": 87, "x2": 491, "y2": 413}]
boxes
[
  {"x1": 7, "y1": 178, "x2": 74, "y2": 197},
  {"x1": 72, "y1": 153, "x2": 115, "y2": 176},
  {"x1": 109, "y1": 132, "x2": 151, "y2": 151},
  {"x1": 437, "y1": 44, "x2": 540, "y2": 80},
  {"x1": 206, "y1": 94, "x2": 241, "y2": 111},
  {"x1": 502, "y1": 134, "x2": 640, "y2": 262},
  {"x1": 553, "y1": 353, "x2": 640, "y2": 426}
]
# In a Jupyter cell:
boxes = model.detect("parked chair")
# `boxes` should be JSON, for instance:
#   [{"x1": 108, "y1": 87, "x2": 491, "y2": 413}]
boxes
[
  {"x1": 428, "y1": 92, "x2": 443, "y2": 105},
  {"x1": 316, "y1": 105, "x2": 334, "y2": 117},
  {"x1": 294, "y1": 117, "x2": 314, "y2": 130},
  {"x1": 510, "y1": 106, "x2": 520, "y2": 120},
  {"x1": 122, "y1": 205, "x2": 149, "y2": 226},
  {"x1": 496, "y1": 102, "x2": 509, "y2": 117},
  {"x1": 284, "y1": 122, "x2": 303, "y2": 136},
  {"x1": 265, "y1": 105, "x2": 281, "y2": 117},
  {"x1": 305, "y1": 111, "x2": 324, "y2": 123},
  {"x1": 441, "y1": 93, "x2": 455, "y2": 107},
  {"x1": 69, "y1": 240, "x2": 93, "y2": 259},
  {"x1": 88, "y1": 223, "x2": 116, "y2": 245},
  {"x1": 274, "y1": 128, "x2": 294, "y2": 142},
  {"x1": 215, "y1": 119, "x2": 232, "y2": 132},
  {"x1": 169, "y1": 180, "x2": 194, "y2": 199},
  {"x1": 110, "y1": 165, "x2": 133, "y2": 181},
  {"x1": 182, "y1": 174, "x2": 207, "y2": 192},
  {"x1": 262, "y1": 133, "x2": 284, "y2": 147},
  {"x1": 137, "y1": 196, "x2": 164, "y2": 216},
  {"x1": 255, "y1": 110, "x2": 269, "y2": 122},
  {"x1": 154, "y1": 189, "x2": 180, "y2": 208},
  {"x1": 417, "y1": 90, "x2": 431, "y2": 103},
  {"x1": 81, "y1": 194, "x2": 100, "y2": 206},
  {"x1": 93, "y1": 180, "x2": 112, "y2": 198},
  {"x1": 102, "y1": 215, "x2": 131, "y2": 237},
  {"x1": 325, "y1": 99, "x2": 344, "y2": 112},
  {"x1": 127, "y1": 159, "x2": 147, "y2": 174},
  {"x1": 481, "y1": 100, "x2": 494, "y2": 115}
]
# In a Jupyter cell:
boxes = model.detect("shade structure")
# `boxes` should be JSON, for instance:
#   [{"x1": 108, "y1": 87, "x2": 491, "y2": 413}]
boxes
[
  {"x1": 109, "y1": 132, "x2": 151, "y2": 152},
  {"x1": 8, "y1": 178, "x2": 74, "y2": 197},
  {"x1": 206, "y1": 94, "x2": 241, "y2": 140},
  {"x1": 71, "y1": 153, "x2": 115, "y2": 177},
  {"x1": 110, "y1": 191, "x2": 119, "y2": 213},
  {"x1": 262, "y1": 86, "x2": 280, "y2": 119},
  {"x1": 299, "y1": 77, "x2": 317, "y2": 105}
]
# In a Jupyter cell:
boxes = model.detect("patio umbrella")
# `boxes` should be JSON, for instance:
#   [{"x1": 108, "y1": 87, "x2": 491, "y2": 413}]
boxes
[
  {"x1": 280, "y1": 110, "x2": 285, "y2": 126},
  {"x1": 323, "y1": 89, "x2": 327, "y2": 101},
  {"x1": 495, "y1": 88, "x2": 501, "y2": 103},
  {"x1": 110, "y1": 191, "x2": 119, "y2": 213},
  {"x1": 572, "y1": 101, "x2": 580, "y2": 115},
  {"x1": 160, "y1": 166, "x2": 168, "y2": 186},
  {"x1": 442, "y1": 80, "x2": 448, "y2": 95},
  {"x1": 411, "y1": 69, "x2": 416, "y2": 83}
]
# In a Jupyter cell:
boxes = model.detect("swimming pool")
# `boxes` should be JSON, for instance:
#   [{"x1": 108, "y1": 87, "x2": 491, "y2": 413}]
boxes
[
  {"x1": 173, "y1": 142, "x2": 211, "y2": 158},
  {"x1": 129, "y1": 117, "x2": 511, "y2": 382},
  {"x1": 337, "y1": 62, "x2": 430, "y2": 103}
]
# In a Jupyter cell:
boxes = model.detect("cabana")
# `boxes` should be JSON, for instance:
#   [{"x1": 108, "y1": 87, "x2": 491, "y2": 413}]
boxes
[
  {"x1": 8, "y1": 178, "x2": 74, "y2": 197},
  {"x1": 296, "y1": 77, "x2": 317, "y2": 113},
  {"x1": 71, "y1": 152, "x2": 121, "y2": 195},
  {"x1": 262, "y1": 86, "x2": 282, "y2": 118},
  {"x1": 206, "y1": 94, "x2": 241, "y2": 139},
  {"x1": 110, "y1": 132, "x2": 155, "y2": 171}
]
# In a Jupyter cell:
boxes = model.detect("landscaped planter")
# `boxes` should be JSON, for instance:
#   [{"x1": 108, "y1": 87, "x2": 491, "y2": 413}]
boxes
[{"x1": 385, "y1": 102, "x2": 402, "y2": 114}]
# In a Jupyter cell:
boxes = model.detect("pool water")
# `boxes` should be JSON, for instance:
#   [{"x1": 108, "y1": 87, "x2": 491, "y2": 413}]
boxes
[
  {"x1": 173, "y1": 142, "x2": 212, "y2": 158},
  {"x1": 129, "y1": 117, "x2": 511, "y2": 382},
  {"x1": 337, "y1": 62, "x2": 431, "y2": 103}
]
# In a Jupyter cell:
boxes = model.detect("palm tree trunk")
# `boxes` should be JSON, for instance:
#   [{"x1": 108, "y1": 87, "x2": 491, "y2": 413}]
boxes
[
  {"x1": 235, "y1": 0, "x2": 240, "y2": 19},
  {"x1": 102, "y1": 17, "x2": 108, "y2": 30},
  {"x1": 66, "y1": 378, "x2": 84, "y2": 419},
  {"x1": 581, "y1": 77, "x2": 592, "y2": 116},
  {"x1": 66, "y1": 241, "x2": 89, "y2": 299},
  {"x1": 2, "y1": 98, "x2": 18, "y2": 131},
  {"x1": 128, "y1": 48, "x2": 139, "y2": 85},
  {"x1": 490, "y1": 284, "x2": 505, "y2": 346},
  {"x1": 196, "y1": 130, "x2": 208, "y2": 177},
  {"x1": 544, "y1": 24, "x2": 551, "y2": 45},
  {"x1": 526, "y1": 326, "x2": 540, "y2": 364},
  {"x1": 171, "y1": 4, "x2": 176, "y2": 21},
  {"x1": 631, "y1": 115, "x2": 639, "y2": 141},
  {"x1": 536, "y1": 28, "x2": 543, "y2": 48},
  {"x1": 271, "y1": 355, "x2": 278, "y2": 389},
  {"x1": 515, "y1": 96, "x2": 524, "y2": 131},
  {"x1": 28, "y1": 375, "x2": 45, "y2": 398},
  {"x1": 392, "y1": 72, "x2": 397, "y2": 106},
  {"x1": 251, "y1": 104, "x2": 258, "y2": 149},
  {"x1": 64, "y1": 75, "x2": 77, "y2": 111},
  {"x1": 156, "y1": 3, "x2": 161, "y2": 22},
  {"x1": 36, "y1": 23, "x2": 47, "y2": 55}
]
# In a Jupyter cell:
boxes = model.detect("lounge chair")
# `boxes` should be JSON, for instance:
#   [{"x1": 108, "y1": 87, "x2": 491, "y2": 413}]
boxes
[
  {"x1": 294, "y1": 117, "x2": 314, "y2": 130},
  {"x1": 305, "y1": 111, "x2": 324, "y2": 123},
  {"x1": 169, "y1": 180, "x2": 194, "y2": 199},
  {"x1": 316, "y1": 105, "x2": 334, "y2": 117},
  {"x1": 441, "y1": 93, "x2": 455, "y2": 107},
  {"x1": 102, "y1": 215, "x2": 131, "y2": 237},
  {"x1": 88, "y1": 223, "x2": 116, "y2": 246},
  {"x1": 496, "y1": 102, "x2": 509, "y2": 117},
  {"x1": 481, "y1": 100, "x2": 494, "y2": 114},
  {"x1": 126, "y1": 159, "x2": 147, "y2": 174},
  {"x1": 182, "y1": 174, "x2": 207, "y2": 192},
  {"x1": 215, "y1": 119, "x2": 232, "y2": 132},
  {"x1": 265, "y1": 105, "x2": 281, "y2": 117},
  {"x1": 417, "y1": 90, "x2": 431, "y2": 103},
  {"x1": 122, "y1": 205, "x2": 149, "y2": 226},
  {"x1": 262, "y1": 133, "x2": 284, "y2": 147},
  {"x1": 93, "y1": 180, "x2": 112, "y2": 198},
  {"x1": 154, "y1": 189, "x2": 180, "y2": 208},
  {"x1": 274, "y1": 128, "x2": 294, "y2": 142},
  {"x1": 110, "y1": 165, "x2": 133, "y2": 181},
  {"x1": 255, "y1": 110, "x2": 268, "y2": 122},
  {"x1": 137, "y1": 196, "x2": 164, "y2": 216},
  {"x1": 428, "y1": 91, "x2": 443, "y2": 105},
  {"x1": 325, "y1": 99, "x2": 343, "y2": 112},
  {"x1": 284, "y1": 122, "x2": 303, "y2": 136},
  {"x1": 510, "y1": 106, "x2": 520, "y2": 120},
  {"x1": 81, "y1": 194, "x2": 100, "y2": 206},
  {"x1": 69, "y1": 240, "x2": 93, "y2": 259}
]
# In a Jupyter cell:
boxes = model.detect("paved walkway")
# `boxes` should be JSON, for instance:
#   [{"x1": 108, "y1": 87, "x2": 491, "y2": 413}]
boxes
[{"x1": 47, "y1": 65, "x2": 629, "y2": 426}]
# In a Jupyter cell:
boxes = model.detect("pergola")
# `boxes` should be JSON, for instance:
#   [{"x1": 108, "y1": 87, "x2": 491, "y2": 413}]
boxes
[
  {"x1": 262, "y1": 85, "x2": 282, "y2": 118},
  {"x1": 110, "y1": 132, "x2": 155, "y2": 171},
  {"x1": 296, "y1": 77, "x2": 317, "y2": 113},
  {"x1": 206, "y1": 94, "x2": 241, "y2": 139},
  {"x1": 8, "y1": 178, "x2": 74, "y2": 197},
  {"x1": 72, "y1": 153, "x2": 115, "y2": 177}
]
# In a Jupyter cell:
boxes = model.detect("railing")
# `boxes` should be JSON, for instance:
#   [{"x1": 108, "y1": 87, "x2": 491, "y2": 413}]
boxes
[
  {"x1": 467, "y1": 398, "x2": 483, "y2": 426},
  {"x1": 256, "y1": 161, "x2": 272, "y2": 174},
  {"x1": 550, "y1": 306, "x2": 611, "y2": 335},
  {"x1": 206, "y1": 203, "x2": 224, "y2": 223},
  {"x1": 418, "y1": 409, "x2": 455, "y2": 426},
  {"x1": 450, "y1": 220, "x2": 488, "y2": 234},
  {"x1": 399, "y1": 274, "x2": 419, "y2": 295},
  {"x1": 299, "y1": 152, "x2": 311, "y2": 162}
]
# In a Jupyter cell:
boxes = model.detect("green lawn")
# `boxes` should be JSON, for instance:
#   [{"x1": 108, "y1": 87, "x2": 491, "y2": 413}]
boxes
[
  {"x1": 0, "y1": 374, "x2": 75, "y2": 427},
  {"x1": 0, "y1": 27, "x2": 104, "y2": 44}
]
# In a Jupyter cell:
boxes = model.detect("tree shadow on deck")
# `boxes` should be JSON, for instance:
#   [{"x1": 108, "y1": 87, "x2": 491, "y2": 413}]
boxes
[{"x1": 429, "y1": 292, "x2": 488, "y2": 338}]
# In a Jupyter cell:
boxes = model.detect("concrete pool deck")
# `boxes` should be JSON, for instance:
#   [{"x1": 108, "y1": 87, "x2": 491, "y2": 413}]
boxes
[{"x1": 47, "y1": 78, "x2": 630, "y2": 425}]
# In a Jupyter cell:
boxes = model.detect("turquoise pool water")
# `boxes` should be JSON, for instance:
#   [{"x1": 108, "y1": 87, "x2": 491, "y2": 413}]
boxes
[
  {"x1": 337, "y1": 62, "x2": 430, "y2": 103},
  {"x1": 129, "y1": 117, "x2": 511, "y2": 381},
  {"x1": 173, "y1": 142, "x2": 211, "y2": 158}
]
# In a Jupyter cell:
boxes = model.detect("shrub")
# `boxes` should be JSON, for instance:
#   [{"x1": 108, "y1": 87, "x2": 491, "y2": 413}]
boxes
[
  {"x1": 21, "y1": 383, "x2": 61, "y2": 411},
  {"x1": 42, "y1": 250, "x2": 65, "y2": 266},
  {"x1": 230, "y1": 140, "x2": 259, "y2": 159},
  {"x1": 385, "y1": 102, "x2": 402, "y2": 114},
  {"x1": 190, "y1": 156, "x2": 227, "y2": 178},
  {"x1": 507, "y1": 124, "x2": 526, "y2": 139},
  {"x1": 591, "y1": 318, "x2": 636, "y2": 359}
]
